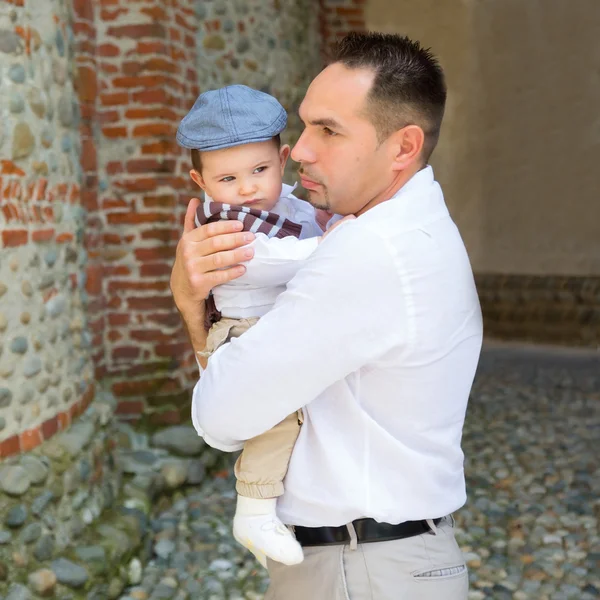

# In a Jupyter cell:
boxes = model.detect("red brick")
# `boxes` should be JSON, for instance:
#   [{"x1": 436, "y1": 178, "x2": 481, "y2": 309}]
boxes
[
  {"x1": 20, "y1": 427, "x2": 43, "y2": 452},
  {"x1": 2, "y1": 229, "x2": 28, "y2": 247},
  {"x1": 107, "y1": 212, "x2": 173, "y2": 225},
  {"x1": 142, "y1": 195, "x2": 177, "y2": 208},
  {"x1": 113, "y1": 74, "x2": 173, "y2": 89},
  {"x1": 132, "y1": 123, "x2": 173, "y2": 137},
  {"x1": 101, "y1": 199, "x2": 129, "y2": 210},
  {"x1": 125, "y1": 107, "x2": 178, "y2": 120},
  {"x1": 108, "y1": 313, "x2": 130, "y2": 326},
  {"x1": 58, "y1": 411, "x2": 71, "y2": 431},
  {"x1": 130, "y1": 41, "x2": 168, "y2": 56},
  {"x1": 106, "y1": 24, "x2": 166, "y2": 39},
  {"x1": 77, "y1": 65, "x2": 98, "y2": 103},
  {"x1": 69, "y1": 399, "x2": 83, "y2": 420},
  {"x1": 155, "y1": 342, "x2": 189, "y2": 357},
  {"x1": 73, "y1": 0, "x2": 94, "y2": 19},
  {"x1": 0, "y1": 435, "x2": 20, "y2": 458},
  {"x1": 86, "y1": 265, "x2": 103, "y2": 294},
  {"x1": 107, "y1": 296, "x2": 122, "y2": 309},
  {"x1": 134, "y1": 247, "x2": 175, "y2": 261},
  {"x1": 81, "y1": 137, "x2": 97, "y2": 171},
  {"x1": 1, "y1": 160, "x2": 26, "y2": 176},
  {"x1": 73, "y1": 21, "x2": 95, "y2": 37},
  {"x1": 108, "y1": 330, "x2": 123, "y2": 342},
  {"x1": 101, "y1": 7, "x2": 128, "y2": 20},
  {"x1": 130, "y1": 329, "x2": 172, "y2": 342},
  {"x1": 146, "y1": 312, "x2": 182, "y2": 327},
  {"x1": 105, "y1": 161, "x2": 123, "y2": 175},
  {"x1": 113, "y1": 378, "x2": 175, "y2": 397},
  {"x1": 149, "y1": 409, "x2": 182, "y2": 426},
  {"x1": 102, "y1": 233, "x2": 122, "y2": 244},
  {"x1": 115, "y1": 400, "x2": 146, "y2": 414},
  {"x1": 104, "y1": 265, "x2": 131, "y2": 276},
  {"x1": 131, "y1": 88, "x2": 171, "y2": 104},
  {"x1": 100, "y1": 92, "x2": 129, "y2": 106},
  {"x1": 102, "y1": 126, "x2": 128, "y2": 138},
  {"x1": 128, "y1": 296, "x2": 175, "y2": 310},
  {"x1": 126, "y1": 158, "x2": 168, "y2": 174},
  {"x1": 141, "y1": 5, "x2": 168, "y2": 21},
  {"x1": 144, "y1": 57, "x2": 178, "y2": 73},
  {"x1": 141, "y1": 228, "x2": 179, "y2": 242},
  {"x1": 140, "y1": 263, "x2": 172, "y2": 277},
  {"x1": 41, "y1": 415, "x2": 59, "y2": 440},
  {"x1": 108, "y1": 280, "x2": 169, "y2": 293},
  {"x1": 141, "y1": 140, "x2": 177, "y2": 155},
  {"x1": 32, "y1": 228, "x2": 55, "y2": 243},
  {"x1": 56, "y1": 232, "x2": 74, "y2": 244},
  {"x1": 113, "y1": 346, "x2": 140, "y2": 360},
  {"x1": 97, "y1": 43, "x2": 120, "y2": 57}
]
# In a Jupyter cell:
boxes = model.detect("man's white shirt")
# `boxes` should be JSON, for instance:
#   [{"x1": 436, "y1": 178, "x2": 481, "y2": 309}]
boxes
[{"x1": 192, "y1": 167, "x2": 483, "y2": 527}]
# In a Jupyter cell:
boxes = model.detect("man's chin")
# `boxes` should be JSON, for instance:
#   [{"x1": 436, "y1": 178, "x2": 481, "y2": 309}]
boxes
[{"x1": 305, "y1": 190, "x2": 330, "y2": 211}]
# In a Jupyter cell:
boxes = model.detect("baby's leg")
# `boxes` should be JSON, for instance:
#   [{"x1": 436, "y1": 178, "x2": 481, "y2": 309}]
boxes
[{"x1": 233, "y1": 411, "x2": 304, "y2": 567}]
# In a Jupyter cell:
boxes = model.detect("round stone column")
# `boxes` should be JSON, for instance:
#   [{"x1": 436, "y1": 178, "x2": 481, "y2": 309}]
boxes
[{"x1": 0, "y1": 0, "x2": 95, "y2": 457}]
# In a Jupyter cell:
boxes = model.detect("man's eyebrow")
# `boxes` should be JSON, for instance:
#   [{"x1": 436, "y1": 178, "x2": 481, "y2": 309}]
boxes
[{"x1": 298, "y1": 112, "x2": 344, "y2": 131}]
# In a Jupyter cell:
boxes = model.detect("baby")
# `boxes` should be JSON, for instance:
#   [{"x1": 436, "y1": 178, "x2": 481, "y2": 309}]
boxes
[{"x1": 176, "y1": 85, "x2": 323, "y2": 568}]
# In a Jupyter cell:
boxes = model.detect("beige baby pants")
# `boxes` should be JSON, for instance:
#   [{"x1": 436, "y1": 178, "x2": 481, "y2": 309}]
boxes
[{"x1": 200, "y1": 317, "x2": 303, "y2": 498}]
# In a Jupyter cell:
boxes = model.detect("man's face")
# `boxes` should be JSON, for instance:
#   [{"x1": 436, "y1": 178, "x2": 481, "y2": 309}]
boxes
[
  {"x1": 191, "y1": 140, "x2": 289, "y2": 212},
  {"x1": 292, "y1": 64, "x2": 391, "y2": 215}
]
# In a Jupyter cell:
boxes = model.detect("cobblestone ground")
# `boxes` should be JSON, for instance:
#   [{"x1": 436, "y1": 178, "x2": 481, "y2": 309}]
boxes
[{"x1": 119, "y1": 347, "x2": 599, "y2": 600}]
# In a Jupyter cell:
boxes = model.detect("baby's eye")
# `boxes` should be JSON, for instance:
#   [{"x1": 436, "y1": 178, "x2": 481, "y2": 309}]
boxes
[
  {"x1": 220, "y1": 176, "x2": 235, "y2": 182},
  {"x1": 253, "y1": 166, "x2": 267, "y2": 174}
]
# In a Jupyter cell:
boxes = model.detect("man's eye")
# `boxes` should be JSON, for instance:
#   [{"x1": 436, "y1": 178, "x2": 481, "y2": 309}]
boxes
[
  {"x1": 323, "y1": 127, "x2": 337, "y2": 137},
  {"x1": 221, "y1": 176, "x2": 235, "y2": 182}
]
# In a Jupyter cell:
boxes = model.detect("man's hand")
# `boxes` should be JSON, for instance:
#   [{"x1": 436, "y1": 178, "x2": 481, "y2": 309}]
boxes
[{"x1": 170, "y1": 197, "x2": 255, "y2": 362}]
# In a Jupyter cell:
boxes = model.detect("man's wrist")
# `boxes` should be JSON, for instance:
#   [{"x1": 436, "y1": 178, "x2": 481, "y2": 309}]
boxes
[{"x1": 176, "y1": 301, "x2": 209, "y2": 369}]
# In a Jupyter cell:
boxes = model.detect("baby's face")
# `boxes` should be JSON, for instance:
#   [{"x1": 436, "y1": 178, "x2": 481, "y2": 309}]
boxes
[{"x1": 194, "y1": 140, "x2": 290, "y2": 212}]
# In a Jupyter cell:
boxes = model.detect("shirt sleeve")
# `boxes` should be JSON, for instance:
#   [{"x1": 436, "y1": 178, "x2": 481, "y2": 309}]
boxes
[
  {"x1": 191, "y1": 221, "x2": 408, "y2": 451},
  {"x1": 233, "y1": 233, "x2": 320, "y2": 288}
]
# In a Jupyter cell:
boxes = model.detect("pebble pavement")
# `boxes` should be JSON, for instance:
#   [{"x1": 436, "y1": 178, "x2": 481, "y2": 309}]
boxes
[{"x1": 114, "y1": 346, "x2": 599, "y2": 600}]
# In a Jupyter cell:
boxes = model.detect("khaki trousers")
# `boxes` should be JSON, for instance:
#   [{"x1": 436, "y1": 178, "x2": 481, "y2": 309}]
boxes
[
  {"x1": 201, "y1": 318, "x2": 302, "y2": 499},
  {"x1": 265, "y1": 517, "x2": 468, "y2": 600}
]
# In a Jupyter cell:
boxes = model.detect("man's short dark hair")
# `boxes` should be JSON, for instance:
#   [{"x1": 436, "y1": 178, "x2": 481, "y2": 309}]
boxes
[
  {"x1": 330, "y1": 32, "x2": 447, "y2": 163},
  {"x1": 191, "y1": 134, "x2": 282, "y2": 174}
]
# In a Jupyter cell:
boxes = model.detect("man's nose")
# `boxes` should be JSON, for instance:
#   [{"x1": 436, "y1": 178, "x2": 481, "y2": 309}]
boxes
[{"x1": 291, "y1": 130, "x2": 315, "y2": 164}]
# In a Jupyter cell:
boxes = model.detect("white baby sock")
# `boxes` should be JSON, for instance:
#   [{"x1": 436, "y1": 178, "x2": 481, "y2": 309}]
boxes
[{"x1": 233, "y1": 495, "x2": 304, "y2": 568}]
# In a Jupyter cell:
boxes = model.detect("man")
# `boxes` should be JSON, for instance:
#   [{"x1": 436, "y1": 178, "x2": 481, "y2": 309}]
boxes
[{"x1": 170, "y1": 32, "x2": 483, "y2": 599}]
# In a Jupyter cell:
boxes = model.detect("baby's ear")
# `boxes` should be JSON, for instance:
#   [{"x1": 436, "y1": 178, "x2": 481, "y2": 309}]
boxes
[
  {"x1": 190, "y1": 169, "x2": 206, "y2": 191},
  {"x1": 279, "y1": 144, "x2": 291, "y2": 172}
]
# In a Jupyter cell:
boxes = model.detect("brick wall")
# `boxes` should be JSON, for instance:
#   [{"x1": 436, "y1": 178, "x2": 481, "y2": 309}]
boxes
[
  {"x1": 80, "y1": 0, "x2": 201, "y2": 424},
  {"x1": 319, "y1": 0, "x2": 366, "y2": 62}
]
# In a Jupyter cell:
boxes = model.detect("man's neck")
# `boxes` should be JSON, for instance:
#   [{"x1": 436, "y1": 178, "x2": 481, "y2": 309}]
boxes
[{"x1": 356, "y1": 163, "x2": 423, "y2": 217}]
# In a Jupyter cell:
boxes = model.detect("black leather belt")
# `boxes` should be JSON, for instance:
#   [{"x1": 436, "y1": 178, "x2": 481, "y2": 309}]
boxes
[{"x1": 294, "y1": 517, "x2": 443, "y2": 547}]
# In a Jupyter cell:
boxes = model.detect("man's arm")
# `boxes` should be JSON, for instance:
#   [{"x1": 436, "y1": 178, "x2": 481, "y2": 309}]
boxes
[
  {"x1": 170, "y1": 197, "x2": 257, "y2": 369},
  {"x1": 192, "y1": 222, "x2": 408, "y2": 449}
]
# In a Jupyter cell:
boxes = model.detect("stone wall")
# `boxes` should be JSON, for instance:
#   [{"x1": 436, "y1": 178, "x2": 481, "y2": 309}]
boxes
[{"x1": 0, "y1": 0, "x2": 95, "y2": 457}]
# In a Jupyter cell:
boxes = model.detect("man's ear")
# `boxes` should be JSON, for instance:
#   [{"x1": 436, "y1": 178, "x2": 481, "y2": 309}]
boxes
[
  {"x1": 389, "y1": 125, "x2": 425, "y2": 171},
  {"x1": 189, "y1": 169, "x2": 206, "y2": 191},
  {"x1": 279, "y1": 144, "x2": 291, "y2": 174}
]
